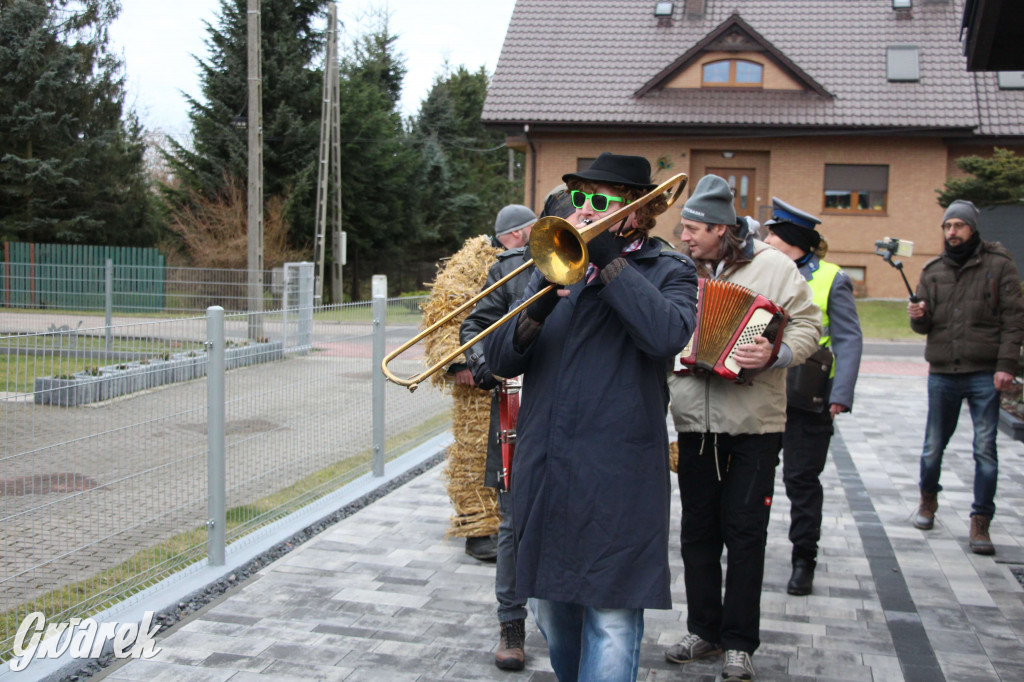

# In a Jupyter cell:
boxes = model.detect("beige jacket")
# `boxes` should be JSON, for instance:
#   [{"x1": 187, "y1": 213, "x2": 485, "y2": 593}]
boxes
[{"x1": 669, "y1": 241, "x2": 822, "y2": 434}]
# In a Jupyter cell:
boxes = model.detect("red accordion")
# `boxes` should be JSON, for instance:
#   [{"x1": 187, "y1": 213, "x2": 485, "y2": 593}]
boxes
[{"x1": 673, "y1": 278, "x2": 787, "y2": 384}]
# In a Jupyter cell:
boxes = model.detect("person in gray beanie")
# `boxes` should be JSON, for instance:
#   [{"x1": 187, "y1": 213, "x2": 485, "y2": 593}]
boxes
[
  {"x1": 665, "y1": 176, "x2": 821, "y2": 682},
  {"x1": 492, "y1": 204, "x2": 537, "y2": 247},
  {"x1": 907, "y1": 198, "x2": 1024, "y2": 555}
]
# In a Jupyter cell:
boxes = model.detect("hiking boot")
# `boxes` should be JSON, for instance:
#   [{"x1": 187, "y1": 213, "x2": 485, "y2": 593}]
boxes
[
  {"x1": 969, "y1": 514, "x2": 995, "y2": 555},
  {"x1": 665, "y1": 632, "x2": 722, "y2": 663},
  {"x1": 465, "y1": 535, "x2": 498, "y2": 562},
  {"x1": 787, "y1": 558, "x2": 815, "y2": 596},
  {"x1": 721, "y1": 649, "x2": 755, "y2": 682},
  {"x1": 495, "y1": 618, "x2": 525, "y2": 671},
  {"x1": 913, "y1": 490, "x2": 938, "y2": 530}
]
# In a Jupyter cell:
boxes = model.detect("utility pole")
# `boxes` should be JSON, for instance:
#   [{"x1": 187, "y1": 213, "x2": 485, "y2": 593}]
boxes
[
  {"x1": 246, "y1": 0, "x2": 264, "y2": 336},
  {"x1": 314, "y1": 3, "x2": 345, "y2": 305},
  {"x1": 329, "y1": 34, "x2": 345, "y2": 307}
]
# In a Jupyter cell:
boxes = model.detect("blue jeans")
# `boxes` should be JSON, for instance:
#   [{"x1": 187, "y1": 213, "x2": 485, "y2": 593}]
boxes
[
  {"x1": 496, "y1": 491, "x2": 527, "y2": 622},
  {"x1": 920, "y1": 371, "x2": 999, "y2": 518},
  {"x1": 529, "y1": 598, "x2": 643, "y2": 682}
]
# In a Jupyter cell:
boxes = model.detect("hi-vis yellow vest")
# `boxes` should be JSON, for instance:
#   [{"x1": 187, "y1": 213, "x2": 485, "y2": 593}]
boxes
[{"x1": 809, "y1": 260, "x2": 841, "y2": 377}]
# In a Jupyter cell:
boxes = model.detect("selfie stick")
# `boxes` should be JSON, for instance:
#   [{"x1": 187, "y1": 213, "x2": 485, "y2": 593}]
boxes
[{"x1": 879, "y1": 251, "x2": 920, "y2": 303}]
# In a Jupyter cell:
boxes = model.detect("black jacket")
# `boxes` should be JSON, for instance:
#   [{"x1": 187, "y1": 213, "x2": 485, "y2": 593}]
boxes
[
  {"x1": 485, "y1": 239, "x2": 698, "y2": 609},
  {"x1": 459, "y1": 245, "x2": 534, "y2": 487}
]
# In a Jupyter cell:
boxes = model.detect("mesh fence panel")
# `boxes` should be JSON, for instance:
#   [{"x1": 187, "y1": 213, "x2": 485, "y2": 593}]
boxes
[{"x1": 0, "y1": 294, "x2": 448, "y2": 661}]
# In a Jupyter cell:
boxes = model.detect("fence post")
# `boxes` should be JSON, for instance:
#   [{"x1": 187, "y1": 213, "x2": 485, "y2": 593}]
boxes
[
  {"x1": 105, "y1": 259, "x2": 113, "y2": 352},
  {"x1": 206, "y1": 306, "x2": 227, "y2": 566},
  {"x1": 372, "y1": 275, "x2": 387, "y2": 477},
  {"x1": 298, "y1": 262, "x2": 314, "y2": 351}
]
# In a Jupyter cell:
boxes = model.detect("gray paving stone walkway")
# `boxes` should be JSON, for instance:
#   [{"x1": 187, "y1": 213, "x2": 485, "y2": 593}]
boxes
[{"x1": 99, "y1": 350, "x2": 1024, "y2": 682}]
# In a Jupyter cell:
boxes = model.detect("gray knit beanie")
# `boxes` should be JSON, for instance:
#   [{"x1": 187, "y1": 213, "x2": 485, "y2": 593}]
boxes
[
  {"x1": 494, "y1": 204, "x2": 538, "y2": 235},
  {"x1": 682, "y1": 175, "x2": 737, "y2": 226},
  {"x1": 943, "y1": 199, "x2": 980, "y2": 232}
]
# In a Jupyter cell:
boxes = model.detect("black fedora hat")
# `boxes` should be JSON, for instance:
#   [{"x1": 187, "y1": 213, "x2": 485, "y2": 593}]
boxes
[{"x1": 562, "y1": 152, "x2": 655, "y2": 191}]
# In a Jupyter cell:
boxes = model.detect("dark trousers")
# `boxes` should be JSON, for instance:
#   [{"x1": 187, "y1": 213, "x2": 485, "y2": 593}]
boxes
[
  {"x1": 677, "y1": 431, "x2": 781, "y2": 655},
  {"x1": 496, "y1": 490, "x2": 527, "y2": 622},
  {"x1": 781, "y1": 406, "x2": 834, "y2": 564}
]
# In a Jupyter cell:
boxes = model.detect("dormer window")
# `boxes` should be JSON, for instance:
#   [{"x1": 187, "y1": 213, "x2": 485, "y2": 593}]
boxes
[{"x1": 702, "y1": 59, "x2": 763, "y2": 87}]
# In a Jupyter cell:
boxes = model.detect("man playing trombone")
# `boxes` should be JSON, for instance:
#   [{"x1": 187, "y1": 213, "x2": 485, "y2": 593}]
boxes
[{"x1": 484, "y1": 152, "x2": 698, "y2": 682}]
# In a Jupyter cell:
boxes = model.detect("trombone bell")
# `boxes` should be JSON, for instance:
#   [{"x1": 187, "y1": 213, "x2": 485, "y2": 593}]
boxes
[{"x1": 530, "y1": 216, "x2": 588, "y2": 286}]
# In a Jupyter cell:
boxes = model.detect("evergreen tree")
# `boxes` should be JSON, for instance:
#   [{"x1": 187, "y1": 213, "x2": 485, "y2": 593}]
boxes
[
  {"x1": 334, "y1": 19, "x2": 421, "y2": 298},
  {"x1": 410, "y1": 65, "x2": 522, "y2": 258},
  {"x1": 163, "y1": 0, "x2": 327, "y2": 248},
  {"x1": 938, "y1": 148, "x2": 1024, "y2": 207},
  {"x1": 0, "y1": 0, "x2": 158, "y2": 245}
]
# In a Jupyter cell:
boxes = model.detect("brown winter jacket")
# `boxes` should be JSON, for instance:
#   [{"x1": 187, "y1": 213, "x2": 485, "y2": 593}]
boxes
[{"x1": 911, "y1": 240, "x2": 1024, "y2": 376}]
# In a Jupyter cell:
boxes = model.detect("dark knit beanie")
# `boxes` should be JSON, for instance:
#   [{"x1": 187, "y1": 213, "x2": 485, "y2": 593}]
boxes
[
  {"x1": 681, "y1": 175, "x2": 736, "y2": 226},
  {"x1": 943, "y1": 200, "x2": 980, "y2": 232}
]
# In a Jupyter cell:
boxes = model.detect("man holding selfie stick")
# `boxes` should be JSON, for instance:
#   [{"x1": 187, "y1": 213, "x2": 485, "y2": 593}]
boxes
[{"x1": 908, "y1": 199, "x2": 1024, "y2": 555}]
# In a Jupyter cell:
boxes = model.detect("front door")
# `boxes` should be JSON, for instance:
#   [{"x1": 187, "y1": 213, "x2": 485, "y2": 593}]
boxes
[{"x1": 706, "y1": 167, "x2": 756, "y2": 219}]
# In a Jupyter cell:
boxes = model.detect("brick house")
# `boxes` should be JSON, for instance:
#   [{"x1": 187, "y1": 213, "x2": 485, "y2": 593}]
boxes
[{"x1": 482, "y1": 0, "x2": 1024, "y2": 297}]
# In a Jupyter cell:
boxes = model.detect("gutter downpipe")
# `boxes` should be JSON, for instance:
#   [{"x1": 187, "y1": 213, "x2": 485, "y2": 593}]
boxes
[{"x1": 524, "y1": 123, "x2": 537, "y2": 210}]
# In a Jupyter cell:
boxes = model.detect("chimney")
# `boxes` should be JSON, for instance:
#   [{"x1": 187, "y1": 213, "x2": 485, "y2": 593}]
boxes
[{"x1": 686, "y1": 0, "x2": 705, "y2": 18}]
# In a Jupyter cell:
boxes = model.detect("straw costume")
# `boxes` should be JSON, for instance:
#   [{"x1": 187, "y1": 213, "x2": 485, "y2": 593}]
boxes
[{"x1": 420, "y1": 235, "x2": 503, "y2": 539}]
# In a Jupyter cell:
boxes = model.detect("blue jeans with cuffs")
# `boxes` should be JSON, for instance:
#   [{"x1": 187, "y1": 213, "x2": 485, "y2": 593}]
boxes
[{"x1": 919, "y1": 371, "x2": 999, "y2": 518}]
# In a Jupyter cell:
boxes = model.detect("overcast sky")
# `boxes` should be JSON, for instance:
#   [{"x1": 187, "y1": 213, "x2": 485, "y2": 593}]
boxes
[{"x1": 109, "y1": 0, "x2": 518, "y2": 139}]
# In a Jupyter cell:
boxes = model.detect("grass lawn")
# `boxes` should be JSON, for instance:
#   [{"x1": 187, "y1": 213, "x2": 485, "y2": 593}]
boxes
[
  {"x1": 854, "y1": 299, "x2": 921, "y2": 341},
  {"x1": 0, "y1": 355, "x2": 97, "y2": 394}
]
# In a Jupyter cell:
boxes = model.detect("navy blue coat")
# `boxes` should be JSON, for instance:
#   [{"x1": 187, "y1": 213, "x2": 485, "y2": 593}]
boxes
[{"x1": 485, "y1": 239, "x2": 698, "y2": 609}]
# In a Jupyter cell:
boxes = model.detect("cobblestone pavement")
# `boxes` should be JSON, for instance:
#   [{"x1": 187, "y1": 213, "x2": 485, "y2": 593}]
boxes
[{"x1": 99, "y1": 349, "x2": 1024, "y2": 681}]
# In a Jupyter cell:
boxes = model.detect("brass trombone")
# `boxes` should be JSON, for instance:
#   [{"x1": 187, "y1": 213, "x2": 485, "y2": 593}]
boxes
[{"x1": 382, "y1": 172, "x2": 688, "y2": 391}]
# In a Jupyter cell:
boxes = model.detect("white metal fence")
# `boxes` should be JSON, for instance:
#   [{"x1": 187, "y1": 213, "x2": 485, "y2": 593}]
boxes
[{"x1": 0, "y1": 270, "x2": 447, "y2": 662}]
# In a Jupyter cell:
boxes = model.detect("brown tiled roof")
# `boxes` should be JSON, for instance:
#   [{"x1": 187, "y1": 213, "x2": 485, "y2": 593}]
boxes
[{"x1": 483, "y1": 0, "x2": 1024, "y2": 136}]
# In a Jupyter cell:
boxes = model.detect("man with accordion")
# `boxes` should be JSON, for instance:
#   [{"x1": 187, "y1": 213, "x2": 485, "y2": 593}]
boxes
[{"x1": 664, "y1": 174, "x2": 822, "y2": 682}]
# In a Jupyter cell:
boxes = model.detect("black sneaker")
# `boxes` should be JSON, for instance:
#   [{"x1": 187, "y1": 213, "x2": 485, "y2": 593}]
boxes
[{"x1": 465, "y1": 535, "x2": 498, "y2": 562}]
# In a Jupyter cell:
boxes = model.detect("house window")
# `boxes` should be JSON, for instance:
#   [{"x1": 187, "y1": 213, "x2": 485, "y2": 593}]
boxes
[
  {"x1": 577, "y1": 158, "x2": 596, "y2": 173},
  {"x1": 842, "y1": 265, "x2": 865, "y2": 281},
  {"x1": 702, "y1": 59, "x2": 763, "y2": 87},
  {"x1": 824, "y1": 165, "x2": 889, "y2": 213},
  {"x1": 842, "y1": 265, "x2": 867, "y2": 297},
  {"x1": 887, "y1": 45, "x2": 919, "y2": 82}
]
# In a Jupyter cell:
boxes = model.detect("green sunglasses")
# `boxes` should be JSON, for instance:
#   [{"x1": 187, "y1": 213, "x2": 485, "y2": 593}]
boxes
[{"x1": 570, "y1": 190, "x2": 626, "y2": 212}]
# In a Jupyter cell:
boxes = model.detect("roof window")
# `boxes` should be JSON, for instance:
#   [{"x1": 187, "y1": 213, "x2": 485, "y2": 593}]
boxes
[
  {"x1": 997, "y1": 72, "x2": 1024, "y2": 89},
  {"x1": 887, "y1": 46, "x2": 920, "y2": 82}
]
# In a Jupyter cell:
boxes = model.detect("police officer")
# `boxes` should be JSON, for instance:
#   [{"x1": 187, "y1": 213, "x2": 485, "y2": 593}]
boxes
[{"x1": 763, "y1": 198, "x2": 863, "y2": 596}]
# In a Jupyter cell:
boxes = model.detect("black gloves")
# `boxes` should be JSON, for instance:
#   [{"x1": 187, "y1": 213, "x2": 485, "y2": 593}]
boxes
[
  {"x1": 526, "y1": 283, "x2": 560, "y2": 323},
  {"x1": 468, "y1": 353, "x2": 499, "y2": 391},
  {"x1": 587, "y1": 230, "x2": 629, "y2": 269}
]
